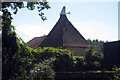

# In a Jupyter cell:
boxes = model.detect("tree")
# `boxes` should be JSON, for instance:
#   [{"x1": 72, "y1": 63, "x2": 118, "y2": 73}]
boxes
[
  {"x1": 87, "y1": 39, "x2": 104, "y2": 53},
  {"x1": 2, "y1": 1, "x2": 50, "y2": 79},
  {"x1": 2, "y1": 2, "x2": 50, "y2": 21},
  {"x1": 85, "y1": 48, "x2": 104, "y2": 70}
]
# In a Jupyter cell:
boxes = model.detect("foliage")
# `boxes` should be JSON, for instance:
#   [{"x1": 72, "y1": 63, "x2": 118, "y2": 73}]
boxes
[
  {"x1": 0, "y1": 20, "x2": 2, "y2": 31},
  {"x1": 71, "y1": 48, "x2": 104, "y2": 72},
  {"x1": 2, "y1": 8, "x2": 20, "y2": 78},
  {"x1": 54, "y1": 52, "x2": 74, "y2": 72},
  {"x1": 2, "y1": 1, "x2": 51, "y2": 79},
  {"x1": 2, "y1": 1, "x2": 50, "y2": 21},
  {"x1": 73, "y1": 56, "x2": 87, "y2": 71},
  {"x1": 85, "y1": 48, "x2": 103, "y2": 63},
  {"x1": 33, "y1": 47, "x2": 74, "y2": 72},
  {"x1": 73, "y1": 48, "x2": 104, "y2": 71},
  {"x1": 87, "y1": 39, "x2": 104, "y2": 53},
  {"x1": 113, "y1": 66, "x2": 120, "y2": 80},
  {"x1": 85, "y1": 39, "x2": 105, "y2": 71},
  {"x1": 30, "y1": 58, "x2": 55, "y2": 80},
  {"x1": 85, "y1": 48, "x2": 104, "y2": 70}
]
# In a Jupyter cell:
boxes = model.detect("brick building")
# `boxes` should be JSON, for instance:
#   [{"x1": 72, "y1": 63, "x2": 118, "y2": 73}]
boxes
[{"x1": 27, "y1": 6, "x2": 90, "y2": 56}]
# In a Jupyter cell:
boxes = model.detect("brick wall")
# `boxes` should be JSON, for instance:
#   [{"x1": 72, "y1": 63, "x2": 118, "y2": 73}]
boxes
[{"x1": 65, "y1": 47, "x2": 89, "y2": 56}]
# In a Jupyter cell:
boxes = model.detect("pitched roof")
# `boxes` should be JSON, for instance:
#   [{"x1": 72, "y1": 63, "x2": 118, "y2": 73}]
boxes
[
  {"x1": 27, "y1": 36, "x2": 46, "y2": 49},
  {"x1": 39, "y1": 7, "x2": 90, "y2": 48}
]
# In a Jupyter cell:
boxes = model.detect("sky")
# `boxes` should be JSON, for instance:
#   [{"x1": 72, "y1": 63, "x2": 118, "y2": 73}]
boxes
[{"x1": 10, "y1": 1, "x2": 119, "y2": 42}]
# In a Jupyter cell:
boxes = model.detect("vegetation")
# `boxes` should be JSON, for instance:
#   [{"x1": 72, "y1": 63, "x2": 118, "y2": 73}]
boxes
[
  {"x1": 1, "y1": 1, "x2": 51, "y2": 79},
  {"x1": 87, "y1": 39, "x2": 104, "y2": 53},
  {"x1": 73, "y1": 48, "x2": 104, "y2": 72},
  {"x1": 73, "y1": 39, "x2": 105, "y2": 72},
  {"x1": 113, "y1": 66, "x2": 120, "y2": 80},
  {"x1": 73, "y1": 56, "x2": 86, "y2": 71},
  {"x1": 85, "y1": 48, "x2": 104, "y2": 70},
  {"x1": 2, "y1": 1, "x2": 117, "y2": 80},
  {"x1": 33, "y1": 47, "x2": 74, "y2": 72},
  {"x1": 29, "y1": 58, "x2": 55, "y2": 79},
  {"x1": 2, "y1": 2, "x2": 50, "y2": 21},
  {"x1": 2, "y1": 2, "x2": 74, "y2": 79}
]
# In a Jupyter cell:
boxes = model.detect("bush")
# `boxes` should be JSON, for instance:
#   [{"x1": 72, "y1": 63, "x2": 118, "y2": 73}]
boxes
[
  {"x1": 73, "y1": 56, "x2": 87, "y2": 71},
  {"x1": 34, "y1": 47, "x2": 74, "y2": 72},
  {"x1": 29, "y1": 58, "x2": 55, "y2": 79},
  {"x1": 85, "y1": 48, "x2": 104, "y2": 70},
  {"x1": 113, "y1": 66, "x2": 120, "y2": 80}
]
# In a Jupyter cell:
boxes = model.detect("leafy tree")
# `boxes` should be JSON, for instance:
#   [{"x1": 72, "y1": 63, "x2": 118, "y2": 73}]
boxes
[
  {"x1": 87, "y1": 39, "x2": 104, "y2": 53},
  {"x1": 2, "y1": 1, "x2": 50, "y2": 79},
  {"x1": 85, "y1": 48, "x2": 104, "y2": 70},
  {"x1": 2, "y1": 2, "x2": 50, "y2": 21}
]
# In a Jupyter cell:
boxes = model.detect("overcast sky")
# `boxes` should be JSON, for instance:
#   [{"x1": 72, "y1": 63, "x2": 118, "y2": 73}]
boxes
[{"x1": 10, "y1": 1, "x2": 118, "y2": 42}]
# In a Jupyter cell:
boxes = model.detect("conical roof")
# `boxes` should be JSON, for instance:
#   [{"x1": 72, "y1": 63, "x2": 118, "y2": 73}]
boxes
[{"x1": 39, "y1": 6, "x2": 90, "y2": 48}]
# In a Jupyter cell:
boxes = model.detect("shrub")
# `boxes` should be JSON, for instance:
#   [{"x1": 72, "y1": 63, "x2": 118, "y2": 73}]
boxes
[
  {"x1": 73, "y1": 56, "x2": 87, "y2": 71},
  {"x1": 85, "y1": 48, "x2": 104, "y2": 70},
  {"x1": 113, "y1": 66, "x2": 120, "y2": 80},
  {"x1": 29, "y1": 58, "x2": 55, "y2": 79},
  {"x1": 31, "y1": 47, "x2": 74, "y2": 72}
]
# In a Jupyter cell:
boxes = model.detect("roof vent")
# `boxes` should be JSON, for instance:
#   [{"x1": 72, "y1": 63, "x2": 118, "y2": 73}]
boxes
[{"x1": 60, "y1": 6, "x2": 70, "y2": 15}]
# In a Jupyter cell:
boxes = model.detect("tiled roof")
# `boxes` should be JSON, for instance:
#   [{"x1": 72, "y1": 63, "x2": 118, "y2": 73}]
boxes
[
  {"x1": 39, "y1": 15, "x2": 90, "y2": 48},
  {"x1": 27, "y1": 36, "x2": 46, "y2": 49},
  {"x1": 27, "y1": 7, "x2": 90, "y2": 49}
]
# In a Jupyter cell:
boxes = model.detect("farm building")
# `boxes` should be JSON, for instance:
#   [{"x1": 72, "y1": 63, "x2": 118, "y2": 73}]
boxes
[
  {"x1": 27, "y1": 6, "x2": 90, "y2": 56},
  {"x1": 104, "y1": 40, "x2": 120, "y2": 69}
]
